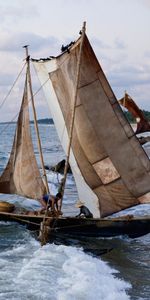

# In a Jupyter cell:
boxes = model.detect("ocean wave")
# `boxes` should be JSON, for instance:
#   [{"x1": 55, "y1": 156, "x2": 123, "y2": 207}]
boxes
[{"x1": 0, "y1": 237, "x2": 131, "y2": 300}]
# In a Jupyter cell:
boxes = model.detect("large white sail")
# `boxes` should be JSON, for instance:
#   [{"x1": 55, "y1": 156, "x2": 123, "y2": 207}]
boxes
[
  {"x1": 33, "y1": 33, "x2": 150, "y2": 217},
  {"x1": 33, "y1": 59, "x2": 100, "y2": 217}
]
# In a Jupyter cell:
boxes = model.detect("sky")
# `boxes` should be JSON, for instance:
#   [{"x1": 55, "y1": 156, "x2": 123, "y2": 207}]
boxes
[{"x1": 0, "y1": 0, "x2": 150, "y2": 122}]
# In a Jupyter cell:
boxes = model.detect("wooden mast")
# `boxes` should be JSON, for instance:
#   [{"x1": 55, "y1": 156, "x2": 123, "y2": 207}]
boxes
[
  {"x1": 59, "y1": 22, "x2": 86, "y2": 206},
  {"x1": 23, "y1": 45, "x2": 49, "y2": 194}
]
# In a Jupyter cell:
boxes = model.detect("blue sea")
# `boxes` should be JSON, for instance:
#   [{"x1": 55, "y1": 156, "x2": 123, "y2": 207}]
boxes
[{"x1": 0, "y1": 123, "x2": 150, "y2": 300}]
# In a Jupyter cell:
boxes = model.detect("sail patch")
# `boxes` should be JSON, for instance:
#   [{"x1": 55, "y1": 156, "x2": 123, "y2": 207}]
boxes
[
  {"x1": 93, "y1": 158, "x2": 120, "y2": 184},
  {"x1": 138, "y1": 192, "x2": 150, "y2": 203}
]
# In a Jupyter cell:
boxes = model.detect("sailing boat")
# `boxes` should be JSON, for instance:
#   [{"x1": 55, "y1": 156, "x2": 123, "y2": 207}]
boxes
[
  {"x1": 119, "y1": 92, "x2": 150, "y2": 134},
  {"x1": 0, "y1": 23, "x2": 150, "y2": 239}
]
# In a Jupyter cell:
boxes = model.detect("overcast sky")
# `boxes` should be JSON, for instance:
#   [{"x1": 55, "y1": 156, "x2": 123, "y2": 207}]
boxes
[{"x1": 0, "y1": 0, "x2": 150, "y2": 122}]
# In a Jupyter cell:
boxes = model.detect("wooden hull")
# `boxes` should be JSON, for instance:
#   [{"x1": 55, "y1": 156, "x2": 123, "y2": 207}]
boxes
[{"x1": 0, "y1": 212, "x2": 150, "y2": 238}]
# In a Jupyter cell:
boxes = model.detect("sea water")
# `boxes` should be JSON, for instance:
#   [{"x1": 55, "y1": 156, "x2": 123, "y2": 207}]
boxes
[{"x1": 0, "y1": 123, "x2": 150, "y2": 300}]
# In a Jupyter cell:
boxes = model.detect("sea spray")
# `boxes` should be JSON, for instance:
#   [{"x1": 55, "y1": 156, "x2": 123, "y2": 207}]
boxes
[{"x1": 0, "y1": 234, "x2": 131, "y2": 300}]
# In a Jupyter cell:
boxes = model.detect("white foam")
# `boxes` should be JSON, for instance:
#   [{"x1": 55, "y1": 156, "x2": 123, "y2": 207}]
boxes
[
  {"x1": 0, "y1": 237, "x2": 131, "y2": 300},
  {"x1": 109, "y1": 203, "x2": 150, "y2": 218},
  {"x1": 0, "y1": 221, "x2": 12, "y2": 226}
]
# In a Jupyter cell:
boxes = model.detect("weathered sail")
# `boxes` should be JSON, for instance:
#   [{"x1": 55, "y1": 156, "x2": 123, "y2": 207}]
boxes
[
  {"x1": 0, "y1": 75, "x2": 46, "y2": 199},
  {"x1": 119, "y1": 93, "x2": 150, "y2": 134},
  {"x1": 33, "y1": 33, "x2": 150, "y2": 217}
]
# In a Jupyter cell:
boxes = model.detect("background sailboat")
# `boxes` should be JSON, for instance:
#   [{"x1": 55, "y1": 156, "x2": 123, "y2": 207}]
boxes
[{"x1": 119, "y1": 92, "x2": 150, "y2": 134}]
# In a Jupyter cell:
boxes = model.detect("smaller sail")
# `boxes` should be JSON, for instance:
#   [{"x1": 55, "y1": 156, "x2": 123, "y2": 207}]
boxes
[
  {"x1": 119, "y1": 93, "x2": 150, "y2": 134},
  {"x1": 0, "y1": 74, "x2": 46, "y2": 199}
]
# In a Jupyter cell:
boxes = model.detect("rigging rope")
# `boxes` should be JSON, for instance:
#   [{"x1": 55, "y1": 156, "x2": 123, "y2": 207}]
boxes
[
  {"x1": 0, "y1": 77, "x2": 50, "y2": 137},
  {"x1": 0, "y1": 62, "x2": 27, "y2": 110},
  {"x1": 10, "y1": 215, "x2": 94, "y2": 230}
]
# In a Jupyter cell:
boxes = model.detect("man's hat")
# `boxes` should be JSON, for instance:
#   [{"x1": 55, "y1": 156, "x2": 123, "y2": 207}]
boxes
[{"x1": 75, "y1": 200, "x2": 85, "y2": 208}]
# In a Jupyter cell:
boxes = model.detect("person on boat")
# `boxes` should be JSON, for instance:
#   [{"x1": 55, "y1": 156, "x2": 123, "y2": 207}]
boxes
[
  {"x1": 39, "y1": 192, "x2": 62, "y2": 215},
  {"x1": 75, "y1": 201, "x2": 93, "y2": 218}
]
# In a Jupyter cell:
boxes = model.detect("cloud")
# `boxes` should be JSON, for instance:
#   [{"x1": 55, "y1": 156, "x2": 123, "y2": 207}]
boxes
[
  {"x1": 0, "y1": 1, "x2": 38, "y2": 24},
  {"x1": 106, "y1": 62, "x2": 150, "y2": 109},
  {"x1": 108, "y1": 64, "x2": 150, "y2": 89},
  {"x1": 0, "y1": 30, "x2": 61, "y2": 122},
  {"x1": 0, "y1": 31, "x2": 60, "y2": 55},
  {"x1": 114, "y1": 38, "x2": 126, "y2": 49},
  {"x1": 0, "y1": 74, "x2": 15, "y2": 86},
  {"x1": 91, "y1": 37, "x2": 110, "y2": 49},
  {"x1": 144, "y1": 51, "x2": 150, "y2": 58},
  {"x1": 91, "y1": 37, "x2": 126, "y2": 51},
  {"x1": 140, "y1": 0, "x2": 150, "y2": 9},
  {"x1": 0, "y1": 0, "x2": 149, "y2": 122}
]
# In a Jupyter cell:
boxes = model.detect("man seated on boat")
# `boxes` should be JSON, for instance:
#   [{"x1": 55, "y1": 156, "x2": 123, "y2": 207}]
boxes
[
  {"x1": 39, "y1": 192, "x2": 62, "y2": 215},
  {"x1": 75, "y1": 201, "x2": 93, "y2": 218}
]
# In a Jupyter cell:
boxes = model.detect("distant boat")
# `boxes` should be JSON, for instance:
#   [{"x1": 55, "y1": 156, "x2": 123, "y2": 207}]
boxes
[
  {"x1": 119, "y1": 92, "x2": 150, "y2": 134},
  {"x1": 0, "y1": 23, "x2": 150, "y2": 240}
]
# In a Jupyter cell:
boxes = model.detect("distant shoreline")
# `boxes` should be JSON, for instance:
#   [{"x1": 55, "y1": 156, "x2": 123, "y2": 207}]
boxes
[{"x1": 0, "y1": 118, "x2": 54, "y2": 125}]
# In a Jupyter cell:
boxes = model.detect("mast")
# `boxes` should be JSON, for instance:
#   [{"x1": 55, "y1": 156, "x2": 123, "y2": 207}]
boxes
[
  {"x1": 23, "y1": 45, "x2": 49, "y2": 194},
  {"x1": 60, "y1": 22, "x2": 86, "y2": 205}
]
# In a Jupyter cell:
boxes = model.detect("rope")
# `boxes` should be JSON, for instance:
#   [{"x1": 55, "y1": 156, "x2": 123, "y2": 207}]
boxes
[
  {"x1": 0, "y1": 62, "x2": 27, "y2": 110},
  {"x1": 10, "y1": 215, "x2": 41, "y2": 226},
  {"x1": 0, "y1": 77, "x2": 50, "y2": 137},
  {"x1": 11, "y1": 215, "x2": 93, "y2": 231},
  {"x1": 8, "y1": 214, "x2": 95, "y2": 244}
]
